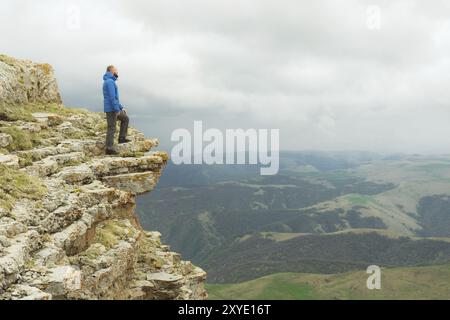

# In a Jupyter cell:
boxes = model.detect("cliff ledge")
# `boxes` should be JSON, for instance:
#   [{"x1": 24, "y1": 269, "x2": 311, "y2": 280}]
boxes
[{"x1": 0, "y1": 54, "x2": 207, "y2": 300}]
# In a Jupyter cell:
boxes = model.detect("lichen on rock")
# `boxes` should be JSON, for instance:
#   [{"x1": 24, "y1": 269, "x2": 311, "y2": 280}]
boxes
[{"x1": 0, "y1": 54, "x2": 207, "y2": 300}]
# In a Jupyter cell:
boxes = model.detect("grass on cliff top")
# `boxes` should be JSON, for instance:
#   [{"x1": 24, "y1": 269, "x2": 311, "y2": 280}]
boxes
[
  {"x1": 207, "y1": 263, "x2": 450, "y2": 300},
  {"x1": 0, "y1": 103, "x2": 88, "y2": 122},
  {"x1": 0, "y1": 126, "x2": 48, "y2": 152},
  {"x1": 0, "y1": 54, "x2": 16, "y2": 66},
  {"x1": 0, "y1": 103, "x2": 93, "y2": 153},
  {"x1": 0, "y1": 54, "x2": 53, "y2": 74},
  {"x1": 0, "y1": 164, "x2": 47, "y2": 212}
]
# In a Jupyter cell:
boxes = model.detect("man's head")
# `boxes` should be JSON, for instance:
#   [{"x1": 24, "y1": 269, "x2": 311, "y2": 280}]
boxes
[{"x1": 107, "y1": 65, "x2": 119, "y2": 78}]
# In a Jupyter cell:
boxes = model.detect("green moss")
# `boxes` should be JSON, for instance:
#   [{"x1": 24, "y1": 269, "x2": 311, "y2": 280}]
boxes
[
  {"x1": 72, "y1": 187, "x2": 83, "y2": 194},
  {"x1": 79, "y1": 243, "x2": 106, "y2": 260},
  {"x1": 0, "y1": 127, "x2": 43, "y2": 152},
  {"x1": 0, "y1": 104, "x2": 35, "y2": 122},
  {"x1": 0, "y1": 164, "x2": 47, "y2": 212},
  {"x1": 139, "y1": 238, "x2": 165, "y2": 269},
  {"x1": 0, "y1": 103, "x2": 88, "y2": 122},
  {"x1": 65, "y1": 159, "x2": 83, "y2": 167},
  {"x1": 94, "y1": 220, "x2": 136, "y2": 249},
  {"x1": 17, "y1": 153, "x2": 34, "y2": 167},
  {"x1": 0, "y1": 123, "x2": 55, "y2": 153},
  {"x1": 24, "y1": 259, "x2": 36, "y2": 269},
  {"x1": 30, "y1": 103, "x2": 88, "y2": 116},
  {"x1": 0, "y1": 127, "x2": 32, "y2": 150},
  {"x1": 95, "y1": 122, "x2": 108, "y2": 132},
  {"x1": 0, "y1": 54, "x2": 16, "y2": 66},
  {"x1": 66, "y1": 131, "x2": 92, "y2": 140}
]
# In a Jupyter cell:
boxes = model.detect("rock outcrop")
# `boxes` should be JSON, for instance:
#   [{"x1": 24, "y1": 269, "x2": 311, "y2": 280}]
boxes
[
  {"x1": 0, "y1": 55, "x2": 207, "y2": 300},
  {"x1": 0, "y1": 55, "x2": 61, "y2": 106}
]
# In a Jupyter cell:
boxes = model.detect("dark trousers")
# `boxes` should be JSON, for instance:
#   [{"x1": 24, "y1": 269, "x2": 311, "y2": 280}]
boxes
[{"x1": 105, "y1": 111, "x2": 129, "y2": 149}]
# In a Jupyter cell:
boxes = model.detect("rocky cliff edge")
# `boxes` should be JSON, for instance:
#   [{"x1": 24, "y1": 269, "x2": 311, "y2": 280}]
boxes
[{"x1": 0, "y1": 54, "x2": 207, "y2": 300}]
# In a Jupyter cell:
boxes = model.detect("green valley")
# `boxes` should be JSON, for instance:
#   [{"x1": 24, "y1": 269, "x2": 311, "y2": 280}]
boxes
[
  {"x1": 207, "y1": 263, "x2": 450, "y2": 300},
  {"x1": 136, "y1": 151, "x2": 450, "y2": 298}
]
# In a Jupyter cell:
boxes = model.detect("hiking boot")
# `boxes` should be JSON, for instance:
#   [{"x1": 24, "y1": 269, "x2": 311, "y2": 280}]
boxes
[
  {"x1": 118, "y1": 138, "x2": 132, "y2": 144},
  {"x1": 105, "y1": 148, "x2": 119, "y2": 155}
]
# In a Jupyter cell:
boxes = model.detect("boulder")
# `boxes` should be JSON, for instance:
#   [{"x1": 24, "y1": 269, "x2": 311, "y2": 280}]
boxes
[
  {"x1": 46, "y1": 266, "x2": 82, "y2": 297},
  {"x1": 0, "y1": 154, "x2": 19, "y2": 169},
  {"x1": 0, "y1": 133, "x2": 12, "y2": 148}
]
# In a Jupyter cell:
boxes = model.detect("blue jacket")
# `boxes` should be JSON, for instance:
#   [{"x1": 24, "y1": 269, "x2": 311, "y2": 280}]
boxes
[{"x1": 103, "y1": 72, "x2": 123, "y2": 112}]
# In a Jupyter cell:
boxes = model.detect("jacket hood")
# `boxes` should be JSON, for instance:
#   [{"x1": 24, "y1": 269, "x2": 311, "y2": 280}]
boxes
[{"x1": 103, "y1": 72, "x2": 117, "y2": 81}]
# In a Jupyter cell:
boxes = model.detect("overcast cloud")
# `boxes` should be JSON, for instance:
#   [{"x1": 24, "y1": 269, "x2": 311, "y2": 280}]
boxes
[{"x1": 2, "y1": 0, "x2": 450, "y2": 153}]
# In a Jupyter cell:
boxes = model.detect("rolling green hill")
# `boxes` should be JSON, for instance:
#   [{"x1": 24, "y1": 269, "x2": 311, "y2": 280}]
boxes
[{"x1": 207, "y1": 263, "x2": 450, "y2": 300}]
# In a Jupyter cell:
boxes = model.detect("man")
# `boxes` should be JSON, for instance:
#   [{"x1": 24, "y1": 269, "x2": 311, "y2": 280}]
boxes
[{"x1": 103, "y1": 65, "x2": 131, "y2": 155}]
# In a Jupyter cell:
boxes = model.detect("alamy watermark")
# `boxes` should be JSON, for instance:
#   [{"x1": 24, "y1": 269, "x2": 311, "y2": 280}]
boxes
[
  {"x1": 366, "y1": 265, "x2": 381, "y2": 290},
  {"x1": 171, "y1": 121, "x2": 280, "y2": 175},
  {"x1": 366, "y1": 5, "x2": 382, "y2": 30},
  {"x1": 66, "y1": 4, "x2": 81, "y2": 31}
]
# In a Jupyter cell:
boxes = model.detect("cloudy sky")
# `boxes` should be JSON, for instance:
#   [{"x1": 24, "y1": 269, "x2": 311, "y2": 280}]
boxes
[{"x1": 2, "y1": 0, "x2": 450, "y2": 153}]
